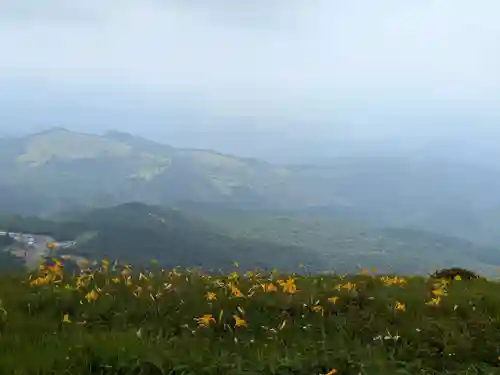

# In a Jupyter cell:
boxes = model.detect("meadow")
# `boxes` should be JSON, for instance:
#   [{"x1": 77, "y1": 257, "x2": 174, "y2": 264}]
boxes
[{"x1": 0, "y1": 260, "x2": 500, "y2": 374}]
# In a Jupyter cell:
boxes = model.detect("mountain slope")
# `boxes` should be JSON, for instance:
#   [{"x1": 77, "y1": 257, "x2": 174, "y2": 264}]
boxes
[
  {"x1": 2, "y1": 202, "x2": 500, "y2": 276},
  {"x1": 0, "y1": 128, "x2": 342, "y2": 215},
  {"x1": 0, "y1": 203, "x2": 326, "y2": 272},
  {"x1": 174, "y1": 202, "x2": 500, "y2": 276},
  {"x1": 3, "y1": 128, "x2": 500, "y2": 248}
]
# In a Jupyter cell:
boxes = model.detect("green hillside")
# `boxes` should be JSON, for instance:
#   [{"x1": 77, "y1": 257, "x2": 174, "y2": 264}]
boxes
[
  {"x1": 2, "y1": 264, "x2": 500, "y2": 374},
  {"x1": 174, "y1": 203, "x2": 500, "y2": 277},
  {"x1": 0, "y1": 203, "x2": 326, "y2": 273},
  {"x1": 2, "y1": 202, "x2": 500, "y2": 277}
]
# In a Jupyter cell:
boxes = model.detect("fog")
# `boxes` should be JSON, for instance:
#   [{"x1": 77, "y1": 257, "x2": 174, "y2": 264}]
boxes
[{"x1": 1, "y1": 0, "x2": 499, "y2": 162}]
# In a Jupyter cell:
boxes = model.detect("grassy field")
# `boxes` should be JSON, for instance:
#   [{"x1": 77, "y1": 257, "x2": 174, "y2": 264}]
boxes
[{"x1": 1, "y1": 261, "x2": 500, "y2": 374}]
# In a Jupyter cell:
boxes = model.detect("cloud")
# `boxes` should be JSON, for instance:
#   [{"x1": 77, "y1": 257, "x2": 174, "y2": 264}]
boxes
[{"x1": 1, "y1": 0, "x2": 500, "y2": 148}]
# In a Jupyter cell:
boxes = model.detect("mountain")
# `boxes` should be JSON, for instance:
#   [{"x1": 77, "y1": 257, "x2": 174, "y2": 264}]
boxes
[
  {"x1": 0, "y1": 202, "x2": 326, "y2": 272},
  {"x1": 0, "y1": 128, "x2": 344, "y2": 216},
  {"x1": 289, "y1": 158, "x2": 500, "y2": 245},
  {"x1": 2, "y1": 202, "x2": 500, "y2": 277},
  {"x1": 2, "y1": 128, "x2": 500, "y2": 248}
]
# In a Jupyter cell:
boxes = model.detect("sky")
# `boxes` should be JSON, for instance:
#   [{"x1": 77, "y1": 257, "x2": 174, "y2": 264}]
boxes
[{"x1": 1, "y1": 0, "x2": 500, "y2": 161}]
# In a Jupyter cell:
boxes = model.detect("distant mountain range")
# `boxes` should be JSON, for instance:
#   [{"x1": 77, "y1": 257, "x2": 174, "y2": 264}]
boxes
[
  {"x1": 0, "y1": 127, "x2": 347, "y2": 214},
  {"x1": 1, "y1": 127, "x2": 500, "y2": 255}
]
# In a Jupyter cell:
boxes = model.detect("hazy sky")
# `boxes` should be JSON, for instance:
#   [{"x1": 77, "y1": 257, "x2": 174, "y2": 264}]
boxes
[{"x1": 1, "y1": 0, "x2": 499, "y2": 159}]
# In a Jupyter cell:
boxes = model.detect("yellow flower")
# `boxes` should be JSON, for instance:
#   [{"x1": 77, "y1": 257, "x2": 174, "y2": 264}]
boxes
[
  {"x1": 261, "y1": 283, "x2": 278, "y2": 293},
  {"x1": 281, "y1": 278, "x2": 298, "y2": 294},
  {"x1": 432, "y1": 289, "x2": 446, "y2": 296},
  {"x1": 341, "y1": 282, "x2": 356, "y2": 291},
  {"x1": 426, "y1": 296, "x2": 441, "y2": 306},
  {"x1": 52, "y1": 258, "x2": 62, "y2": 266},
  {"x1": 205, "y1": 292, "x2": 217, "y2": 301},
  {"x1": 194, "y1": 314, "x2": 215, "y2": 328},
  {"x1": 397, "y1": 277, "x2": 407, "y2": 285},
  {"x1": 311, "y1": 305, "x2": 324, "y2": 313},
  {"x1": 233, "y1": 315, "x2": 247, "y2": 328},
  {"x1": 84, "y1": 290, "x2": 99, "y2": 302},
  {"x1": 30, "y1": 276, "x2": 48, "y2": 286},
  {"x1": 325, "y1": 369, "x2": 338, "y2": 375},
  {"x1": 230, "y1": 284, "x2": 244, "y2": 298},
  {"x1": 62, "y1": 313, "x2": 72, "y2": 323},
  {"x1": 395, "y1": 301, "x2": 405, "y2": 312},
  {"x1": 327, "y1": 296, "x2": 340, "y2": 304},
  {"x1": 381, "y1": 276, "x2": 406, "y2": 286}
]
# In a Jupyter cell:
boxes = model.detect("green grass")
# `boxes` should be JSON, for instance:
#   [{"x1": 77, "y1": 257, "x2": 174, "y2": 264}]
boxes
[{"x1": 1, "y1": 262, "x2": 500, "y2": 374}]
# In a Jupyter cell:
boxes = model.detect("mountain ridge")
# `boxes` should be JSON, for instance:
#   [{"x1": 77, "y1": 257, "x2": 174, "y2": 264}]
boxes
[
  {"x1": 2, "y1": 128, "x2": 500, "y2": 249},
  {"x1": 0, "y1": 128, "x2": 345, "y2": 214}
]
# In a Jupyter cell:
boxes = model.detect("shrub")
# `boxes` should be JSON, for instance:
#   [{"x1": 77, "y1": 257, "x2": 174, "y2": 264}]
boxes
[{"x1": 431, "y1": 267, "x2": 480, "y2": 280}]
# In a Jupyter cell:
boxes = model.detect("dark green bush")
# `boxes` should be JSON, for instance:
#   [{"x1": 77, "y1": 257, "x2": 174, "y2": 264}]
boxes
[{"x1": 431, "y1": 267, "x2": 481, "y2": 280}]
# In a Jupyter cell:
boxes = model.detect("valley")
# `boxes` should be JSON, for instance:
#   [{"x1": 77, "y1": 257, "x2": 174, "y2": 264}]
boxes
[{"x1": 1, "y1": 128, "x2": 500, "y2": 277}]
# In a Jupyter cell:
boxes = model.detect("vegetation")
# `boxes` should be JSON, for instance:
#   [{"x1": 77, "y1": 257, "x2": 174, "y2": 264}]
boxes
[
  {"x1": 1, "y1": 261, "x2": 500, "y2": 374},
  {"x1": 431, "y1": 267, "x2": 481, "y2": 281},
  {"x1": 176, "y1": 203, "x2": 500, "y2": 277},
  {"x1": 0, "y1": 233, "x2": 14, "y2": 247},
  {"x1": 3, "y1": 128, "x2": 500, "y2": 252},
  {"x1": 3, "y1": 202, "x2": 500, "y2": 277},
  {"x1": 0, "y1": 203, "x2": 326, "y2": 273}
]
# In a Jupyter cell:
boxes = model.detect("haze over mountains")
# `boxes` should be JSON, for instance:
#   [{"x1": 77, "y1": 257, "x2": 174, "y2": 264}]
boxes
[
  {"x1": 1, "y1": 128, "x2": 500, "y2": 241},
  {"x1": 2, "y1": 0, "x2": 500, "y2": 276},
  {"x1": 1, "y1": 128, "x2": 500, "y2": 276},
  {"x1": 2, "y1": 1, "x2": 500, "y2": 164}
]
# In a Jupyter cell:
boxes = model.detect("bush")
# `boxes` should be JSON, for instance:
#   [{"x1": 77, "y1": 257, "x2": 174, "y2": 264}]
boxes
[{"x1": 431, "y1": 267, "x2": 481, "y2": 280}]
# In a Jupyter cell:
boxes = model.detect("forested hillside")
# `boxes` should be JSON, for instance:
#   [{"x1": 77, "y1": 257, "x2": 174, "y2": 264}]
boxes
[
  {"x1": 2, "y1": 202, "x2": 500, "y2": 277},
  {"x1": 175, "y1": 202, "x2": 500, "y2": 276},
  {"x1": 0, "y1": 203, "x2": 326, "y2": 273}
]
